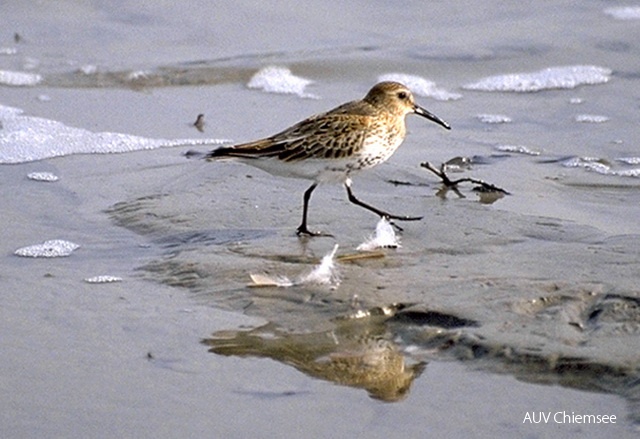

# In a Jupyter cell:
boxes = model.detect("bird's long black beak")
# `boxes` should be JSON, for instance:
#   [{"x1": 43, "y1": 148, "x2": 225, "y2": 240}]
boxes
[{"x1": 414, "y1": 105, "x2": 451, "y2": 130}]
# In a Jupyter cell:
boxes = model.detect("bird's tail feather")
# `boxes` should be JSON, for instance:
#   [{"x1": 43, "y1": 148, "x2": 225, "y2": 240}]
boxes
[
  {"x1": 183, "y1": 149, "x2": 208, "y2": 159},
  {"x1": 184, "y1": 146, "x2": 249, "y2": 161}
]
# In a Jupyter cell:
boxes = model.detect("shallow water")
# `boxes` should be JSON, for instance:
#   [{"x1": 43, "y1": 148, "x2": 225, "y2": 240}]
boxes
[{"x1": 2, "y1": 1, "x2": 640, "y2": 437}]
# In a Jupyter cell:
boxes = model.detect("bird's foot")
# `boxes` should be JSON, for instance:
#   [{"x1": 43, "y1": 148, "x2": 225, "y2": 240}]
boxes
[{"x1": 296, "y1": 225, "x2": 334, "y2": 238}]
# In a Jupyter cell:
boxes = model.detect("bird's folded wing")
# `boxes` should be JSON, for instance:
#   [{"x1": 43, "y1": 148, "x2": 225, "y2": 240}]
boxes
[{"x1": 206, "y1": 113, "x2": 371, "y2": 162}]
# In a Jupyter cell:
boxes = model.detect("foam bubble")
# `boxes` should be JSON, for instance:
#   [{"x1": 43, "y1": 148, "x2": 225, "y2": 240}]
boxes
[
  {"x1": 79, "y1": 65, "x2": 98, "y2": 75},
  {"x1": 604, "y1": 6, "x2": 640, "y2": 20},
  {"x1": 14, "y1": 239, "x2": 80, "y2": 258},
  {"x1": 476, "y1": 114, "x2": 512, "y2": 124},
  {"x1": 0, "y1": 69, "x2": 42, "y2": 86},
  {"x1": 247, "y1": 66, "x2": 318, "y2": 99},
  {"x1": 378, "y1": 73, "x2": 462, "y2": 101},
  {"x1": 463, "y1": 65, "x2": 611, "y2": 93},
  {"x1": 574, "y1": 114, "x2": 610, "y2": 123},
  {"x1": 127, "y1": 70, "x2": 152, "y2": 81},
  {"x1": 84, "y1": 275, "x2": 123, "y2": 284},
  {"x1": 27, "y1": 171, "x2": 59, "y2": 182},
  {"x1": 495, "y1": 145, "x2": 541, "y2": 156},
  {"x1": 0, "y1": 104, "x2": 230, "y2": 164}
]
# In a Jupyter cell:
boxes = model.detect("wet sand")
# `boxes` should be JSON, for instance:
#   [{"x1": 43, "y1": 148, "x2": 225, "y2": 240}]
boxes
[
  {"x1": 2, "y1": 84, "x2": 638, "y2": 438},
  {"x1": 2, "y1": 1, "x2": 640, "y2": 437}
]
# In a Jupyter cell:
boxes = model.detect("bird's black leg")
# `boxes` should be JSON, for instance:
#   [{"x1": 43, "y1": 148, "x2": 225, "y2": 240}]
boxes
[
  {"x1": 296, "y1": 183, "x2": 319, "y2": 236},
  {"x1": 344, "y1": 180, "x2": 422, "y2": 222}
]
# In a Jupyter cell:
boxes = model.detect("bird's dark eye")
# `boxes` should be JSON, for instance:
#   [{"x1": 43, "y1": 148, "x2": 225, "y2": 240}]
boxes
[{"x1": 397, "y1": 91, "x2": 408, "y2": 100}]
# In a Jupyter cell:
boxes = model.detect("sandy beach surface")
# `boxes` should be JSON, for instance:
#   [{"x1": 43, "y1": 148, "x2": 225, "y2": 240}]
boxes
[{"x1": 2, "y1": 1, "x2": 640, "y2": 437}]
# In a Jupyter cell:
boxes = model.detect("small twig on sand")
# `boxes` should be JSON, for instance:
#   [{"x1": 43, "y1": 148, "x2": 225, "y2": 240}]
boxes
[{"x1": 420, "y1": 162, "x2": 510, "y2": 195}]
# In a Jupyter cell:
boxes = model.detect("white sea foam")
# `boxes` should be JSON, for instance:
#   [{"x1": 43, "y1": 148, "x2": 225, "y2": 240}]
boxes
[
  {"x1": 84, "y1": 275, "x2": 123, "y2": 284},
  {"x1": 377, "y1": 73, "x2": 462, "y2": 101},
  {"x1": 463, "y1": 65, "x2": 611, "y2": 93},
  {"x1": 563, "y1": 157, "x2": 640, "y2": 177},
  {"x1": 563, "y1": 157, "x2": 609, "y2": 173},
  {"x1": 127, "y1": 70, "x2": 152, "y2": 81},
  {"x1": 14, "y1": 239, "x2": 80, "y2": 258},
  {"x1": 604, "y1": 6, "x2": 640, "y2": 20},
  {"x1": 27, "y1": 171, "x2": 59, "y2": 182},
  {"x1": 357, "y1": 218, "x2": 400, "y2": 251},
  {"x1": 574, "y1": 114, "x2": 610, "y2": 123},
  {"x1": 495, "y1": 145, "x2": 541, "y2": 156},
  {"x1": 247, "y1": 66, "x2": 318, "y2": 99},
  {"x1": 476, "y1": 114, "x2": 512, "y2": 124},
  {"x1": 0, "y1": 70, "x2": 42, "y2": 86},
  {"x1": 613, "y1": 169, "x2": 640, "y2": 177},
  {"x1": 617, "y1": 157, "x2": 640, "y2": 165},
  {"x1": 0, "y1": 47, "x2": 18, "y2": 55},
  {"x1": 0, "y1": 104, "x2": 230, "y2": 164},
  {"x1": 79, "y1": 64, "x2": 98, "y2": 75}
]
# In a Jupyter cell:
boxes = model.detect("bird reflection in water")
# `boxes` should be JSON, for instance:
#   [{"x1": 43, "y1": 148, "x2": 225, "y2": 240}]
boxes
[{"x1": 202, "y1": 320, "x2": 426, "y2": 402}]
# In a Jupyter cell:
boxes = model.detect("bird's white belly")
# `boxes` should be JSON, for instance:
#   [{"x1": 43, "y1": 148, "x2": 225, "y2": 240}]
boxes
[
  {"x1": 233, "y1": 135, "x2": 403, "y2": 184},
  {"x1": 235, "y1": 156, "x2": 355, "y2": 183}
]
